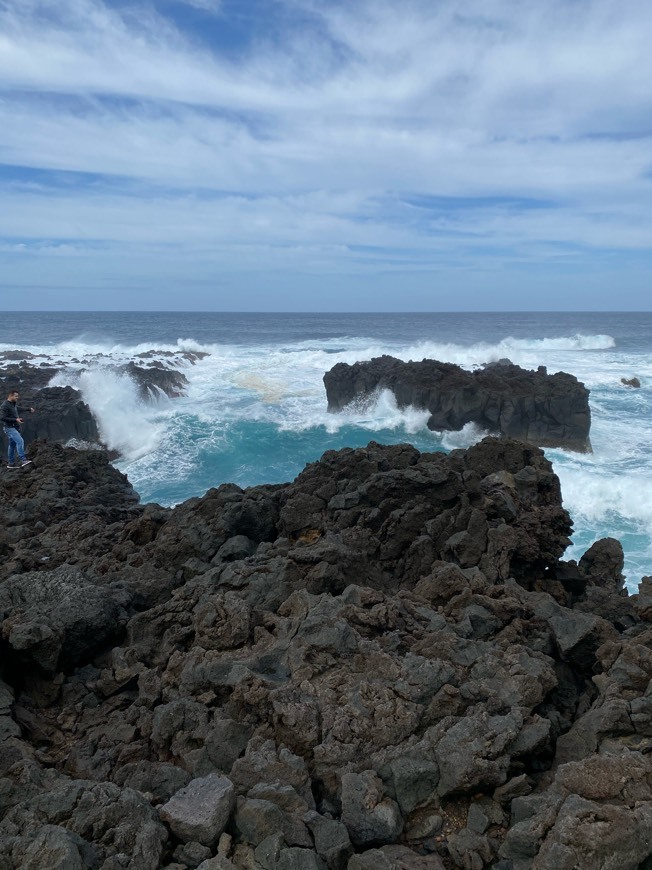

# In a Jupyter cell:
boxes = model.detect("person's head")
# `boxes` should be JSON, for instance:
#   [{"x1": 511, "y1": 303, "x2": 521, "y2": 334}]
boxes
[{"x1": 7, "y1": 390, "x2": 19, "y2": 402}]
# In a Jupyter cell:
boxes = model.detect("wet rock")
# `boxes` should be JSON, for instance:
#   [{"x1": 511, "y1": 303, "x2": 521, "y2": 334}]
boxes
[
  {"x1": 121, "y1": 361, "x2": 189, "y2": 399},
  {"x1": 324, "y1": 356, "x2": 591, "y2": 452}
]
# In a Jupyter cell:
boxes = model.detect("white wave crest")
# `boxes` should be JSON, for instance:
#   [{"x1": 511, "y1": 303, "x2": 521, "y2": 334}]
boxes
[
  {"x1": 558, "y1": 465, "x2": 652, "y2": 530},
  {"x1": 400, "y1": 334, "x2": 615, "y2": 370},
  {"x1": 77, "y1": 367, "x2": 167, "y2": 460},
  {"x1": 440, "y1": 423, "x2": 489, "y2": 450}
]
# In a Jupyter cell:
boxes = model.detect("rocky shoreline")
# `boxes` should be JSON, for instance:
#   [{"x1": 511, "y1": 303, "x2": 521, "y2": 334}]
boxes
[{"x1": 1, "y1": 435, "x2": 651, "y2": 869}]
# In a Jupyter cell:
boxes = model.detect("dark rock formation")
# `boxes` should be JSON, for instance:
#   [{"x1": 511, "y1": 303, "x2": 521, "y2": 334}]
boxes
[
  {"x1": 0, "y1": 438, "x2": 649, "y2": 868},
  {"x1": 324, "y1": 356, "x2": 592, "y2": 452},
  {"x1": 122, "y1": 361, "x2": 189, "y2": 399},
  {"x1": 1, "y1": 363, "x2": 100, "y2": 445},
  {"x1": 19, "y1": 386, "x2": 100, "y2": 445},
  {"x1": 1, "y1": 348, "x2": 199, "y2": 450},
  {"x1": 621, "y1": 377, "x2": 641, "y2": 388}
]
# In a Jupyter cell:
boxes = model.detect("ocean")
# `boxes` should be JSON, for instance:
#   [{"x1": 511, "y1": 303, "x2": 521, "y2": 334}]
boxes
[{"x1": 1, "y1": 311, "x2": 651, "y2": 590}]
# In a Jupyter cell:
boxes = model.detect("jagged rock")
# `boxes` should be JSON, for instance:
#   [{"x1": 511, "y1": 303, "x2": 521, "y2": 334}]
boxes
[
  {"x1": 347, "y1": 846, "x2": 445, "y2": 869},
  {"x1": 579, "y1": 537, "x2": 625, "y2": 590},
  {"x1": 235, "y1": 797, "x2": 287, "y2": 846},
  {"x1": 0, "y1": 437, "x2": 646, "y2": 867},
  {"x1": 380, "y1": 756, "x2": 440, "y2": 815},
  {"x1": 277, "y1": 848, "x2": 327, "y2": 870},
  {"x1": 447, "y1": 827, "x2": 494, "y2": 869},
  {"x1": 500, "y1": 753, "x2": 652, "y2": 868},
  {"x1": 304, "y1": 812, "x2": 353, "y2": 869},
  {"x1": 0, "y1": 779, "x2": 167, "y2": 869},
  {"x1": 255, "y1": 833, "x2": 285, "y2": 870},
  {"x1": 158, "y1": 774, "x2": 235, "y2": 846},
  {"x1": 122, "y1": 361, "x2": 189, "y2": 399},
  {"x1": 20, "y1": 386, "x2": 100, "y2": 445},
  {"x1": 340, "y1": 770, "x2": 403, "y2": 847},
  {"x1": 324, "y1": 355, "x2": 591, "y2": 451},
  {"x1": 112, "y1": 761, "x2": 192, "y2": 804},
  {"x1": 621, "y1": 377, "x2": 641, "y2": 388},
  {"x1": 435, "y1": 711, "x2": 522, "y2": 796},
  {"x1": 173, "y1": 840, "x2": 213, "y2": 868},
  {"x1": 0, "y1": 565, "x2": 127, "y2": 672}
]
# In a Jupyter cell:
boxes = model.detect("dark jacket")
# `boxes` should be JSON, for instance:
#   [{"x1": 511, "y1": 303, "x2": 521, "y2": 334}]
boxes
[{"x1": 1, "y1": 399, "x2": 22, "y2": 431}]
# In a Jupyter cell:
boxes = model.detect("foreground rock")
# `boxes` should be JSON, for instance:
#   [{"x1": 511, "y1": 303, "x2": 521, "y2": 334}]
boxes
[
  {"x1": 324, "y1": 356, "x2": 591, "y2": 452},
  {"x1": 0, "y1": 437, "x2": 649, "y2": 868}
]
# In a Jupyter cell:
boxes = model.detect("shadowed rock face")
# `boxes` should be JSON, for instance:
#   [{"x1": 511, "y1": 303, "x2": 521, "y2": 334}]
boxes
[
  {"x1": 0, "y1": 438, "x2": 648, "y2": 869},
  {"x1": 1, "y1": 364, "x2": 100, "y2": 445},
  {"x1": 121, "y1": 361, "x2": 189, "y2": 399},
  {"x1": 324, "y1": 356, "x2": 592, "y2": 452}
]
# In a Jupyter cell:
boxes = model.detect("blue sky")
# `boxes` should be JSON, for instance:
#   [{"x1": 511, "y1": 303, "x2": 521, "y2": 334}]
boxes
[{"x1": 1, "y1": 0, "x2": 651, "y2": 311}]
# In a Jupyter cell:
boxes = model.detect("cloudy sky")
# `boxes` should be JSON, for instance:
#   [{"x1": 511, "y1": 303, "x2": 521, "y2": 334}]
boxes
[{"x1": 1, "y1": 0, "x2": 651, "y2": 310}]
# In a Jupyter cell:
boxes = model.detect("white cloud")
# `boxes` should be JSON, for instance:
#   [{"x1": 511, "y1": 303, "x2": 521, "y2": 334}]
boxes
[
  {"x1": 1, "y1": 0, "x2": 652, "y2": 303},
  {"x1": 178, "y1": 0, "x2": 222, "y2": 12}
]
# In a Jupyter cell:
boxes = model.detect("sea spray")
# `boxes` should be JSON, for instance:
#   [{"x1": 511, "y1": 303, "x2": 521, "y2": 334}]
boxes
[{"x1": 2, "y1": 312, "x2": 650, "y2": 587}]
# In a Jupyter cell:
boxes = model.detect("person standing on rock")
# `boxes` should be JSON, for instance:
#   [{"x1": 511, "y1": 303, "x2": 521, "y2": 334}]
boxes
[{"x1": 2, "y1": 389, "x2": 35, "y2": 468}]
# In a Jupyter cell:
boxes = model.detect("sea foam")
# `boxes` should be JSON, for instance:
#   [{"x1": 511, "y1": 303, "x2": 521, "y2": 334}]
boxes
[{"x1": 4, "y1": 327, "x2": 649, "y2": 585}]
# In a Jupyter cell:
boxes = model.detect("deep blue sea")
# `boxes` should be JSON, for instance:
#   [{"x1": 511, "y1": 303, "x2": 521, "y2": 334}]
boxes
[{"x1": 2, "y1": 311, "x2": 651, "y2": 589}]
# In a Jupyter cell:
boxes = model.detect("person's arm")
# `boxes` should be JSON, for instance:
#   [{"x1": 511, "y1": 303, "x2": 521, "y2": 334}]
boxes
[{"x1": 18, "y1": 405, "x2": 36, "y2": 414}]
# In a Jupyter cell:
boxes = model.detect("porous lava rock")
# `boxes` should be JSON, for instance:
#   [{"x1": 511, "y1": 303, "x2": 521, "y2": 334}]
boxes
[{"x1": 0, "y1": 437, "x2": 648, "y2": 868}]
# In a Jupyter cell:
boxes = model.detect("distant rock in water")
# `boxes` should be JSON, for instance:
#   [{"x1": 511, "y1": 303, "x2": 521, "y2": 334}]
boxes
[
  {"x1": 324, "y1": 355, "x2": 592, "y2": 452},
  {"x1": 621, "y1": 376, "x2": 641, "y2": 388},
  {"x1": 121, "y1": 361, "x2": 189, "y2": 399}
]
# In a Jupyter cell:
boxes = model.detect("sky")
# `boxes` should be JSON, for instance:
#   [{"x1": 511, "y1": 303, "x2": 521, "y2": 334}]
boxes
[{"x1": 0, "y1": 0, "x2": 651, "y2": 311}]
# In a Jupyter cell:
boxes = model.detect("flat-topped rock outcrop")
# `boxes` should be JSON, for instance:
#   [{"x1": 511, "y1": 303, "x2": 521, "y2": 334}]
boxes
[
  {"x1": 324, "y1": 356, "x2": 592, "y2": 452},
  {"x1": 0, "y1": 438, "x2": 649, "y2": 868}
]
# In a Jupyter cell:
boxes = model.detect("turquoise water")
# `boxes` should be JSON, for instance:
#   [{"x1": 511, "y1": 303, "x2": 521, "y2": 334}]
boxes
[{"x1": 2, "y1": 311, "x2": 651, "y2": 588}]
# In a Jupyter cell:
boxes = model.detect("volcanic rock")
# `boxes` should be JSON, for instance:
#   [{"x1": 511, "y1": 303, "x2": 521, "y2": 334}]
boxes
[
  {"x1": 121, "y1": 361, "x2": 189, "y2": 399},
  {"x1": 1, "y1": 362, "x2": 99, "y2": 445},
  {"x1": 0, "y1": 436, "x2": 648, "y2": 868},
  {"x1": 324, "y1": 355, "x2": 591, "y2": 451},
  {"x1": 1, "y1": 348, "x2": 199, "y2": 452},
  {"x1": 158, "y1": 774, "x2": 235, "y2": 846}
]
